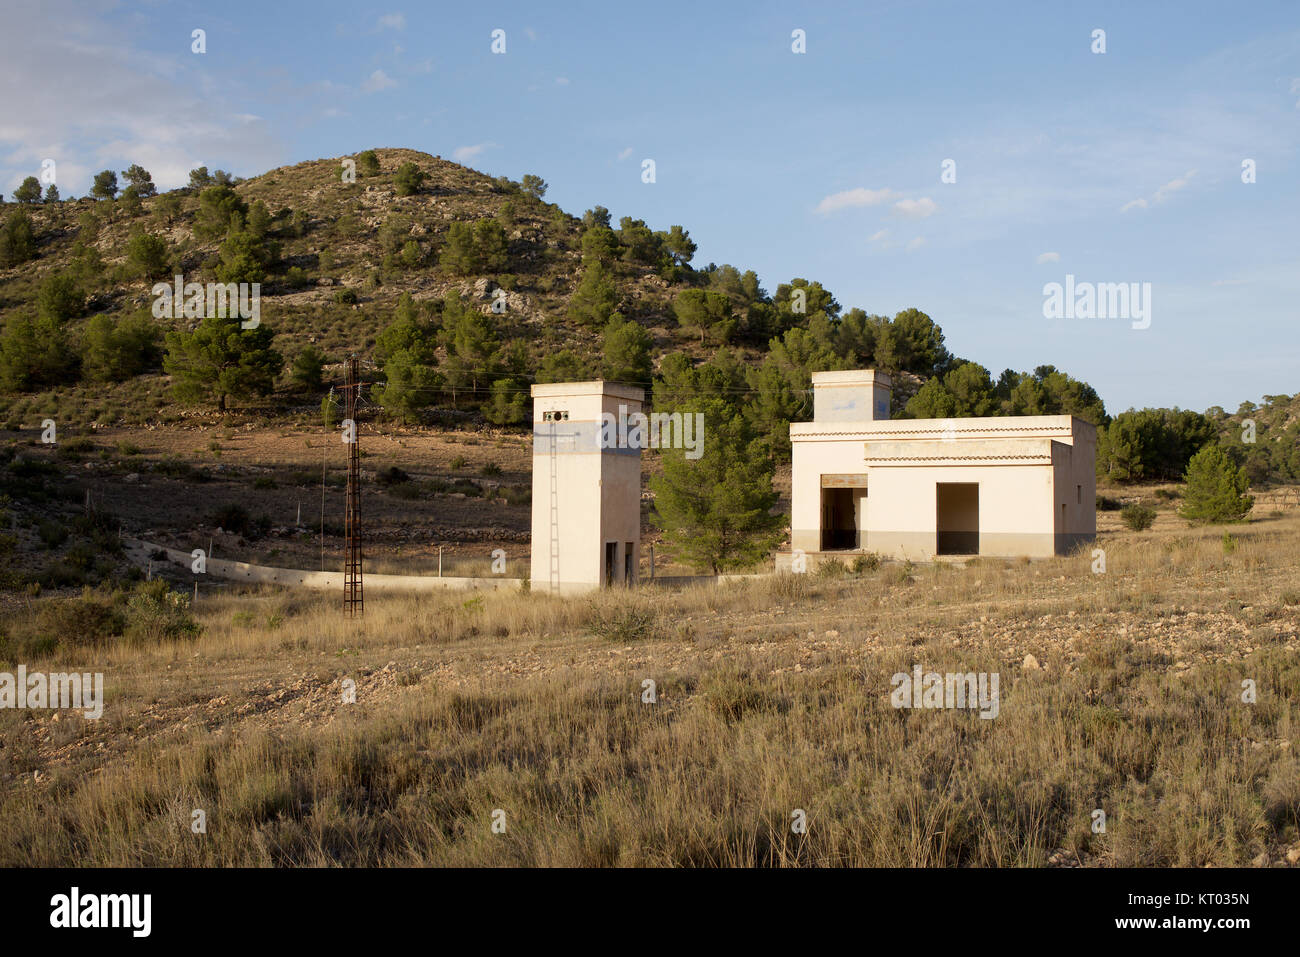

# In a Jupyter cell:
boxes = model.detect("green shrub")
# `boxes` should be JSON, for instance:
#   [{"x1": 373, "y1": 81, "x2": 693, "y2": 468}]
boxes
[
  {"x1": 587, "y1": 598, "x2": 660, "y2": 642},
  {"x1": 34, "y1": 590, "x2": 125, "y2": 647},
  {"x1": 1121, "y1": 504, "x2": 1156, "y2": 531},
  {"x1": 38, "y1": 520, "x2": 69, "y2": 548},
  {"x1": 1096, "y1": 494, "x2": 1122, "y2": 511},
  {"x1": 851, "y1": 552, "x2": 881, "y2": 574},
  {"x1": 124, "y1": 580, "x2": 200, "y2": 643},
  {"x1": 208, "y1": 503, "x2": 268, "y2": 538},
  {"x1": 816, "y1": 557, "x2": 847, "y2": 579},
  {"x1": 891, "y1": 560, "x2": 915, "y2": 584}
]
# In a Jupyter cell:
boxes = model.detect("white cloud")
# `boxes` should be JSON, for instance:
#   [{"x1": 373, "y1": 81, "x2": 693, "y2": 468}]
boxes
[
  {"x1": 906, "y1": 237, "x2": 926, "y2": 251},
  {"x1": 1291, "y1": 78, "x2": 1300, "y2": 107},
  {"x1": 815, "y1": 187, "x2": 899, "y2": 214},
  {"x1": 525, "y1": 27, "x2": 537, "y2": 41},
  {"x1": 1212, "y1": 278, "x2": 1250, "y2": 286},
  {"x1": 869, "y1": 229, "x2": 889, "y2": 242},
  {"x1": 617, "y1": 147, "x2": 634, "y2": 161},
  {"x1": 1153, "y1": 169, "x2": 1196, "y2": 203},
  {"x1": 452, "y1": 142, "x2": 497, "y2": 163},
  {"x1": 1121, "y1": 169, "x2": 1196, "y2": 212},
  {"x1": 555, "y1": 77, "x2": 569, "y2": 86},
  {"x1": 1036, "y1": 251, "x2": 1060, "y2": 264},
  {"x1": 377, "y1": 13, "x2": 406, "y2": 31},
  {"x1": 0, "y1": 1, "x2": 284, "y2": 196},
  {"x1": 894, "y1": 197, "x2": 938, "y2": 219},
  {"x1": 362, "y1": 70, "x2": 397, "y2": 93}
]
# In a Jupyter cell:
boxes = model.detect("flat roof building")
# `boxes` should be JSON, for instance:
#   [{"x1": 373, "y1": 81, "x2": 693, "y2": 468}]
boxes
[{"x1": 785, "y1": 370, "x2": 1096, "y2": 566}]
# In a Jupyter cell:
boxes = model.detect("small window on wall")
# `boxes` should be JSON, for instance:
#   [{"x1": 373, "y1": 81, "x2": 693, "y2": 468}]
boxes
[
  {"x1": 543, "y1": 410, "x2": 569, "y2": 422},
  {"x1": 1077, "y1": 485, "x2": 1082, "y2": 505}
]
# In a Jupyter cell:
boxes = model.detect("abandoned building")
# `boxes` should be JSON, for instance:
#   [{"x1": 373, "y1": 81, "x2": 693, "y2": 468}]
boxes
[
  {"x1": 531, "y1": 381, "x2": 645, "y2": 592},
  {"x1": 530, "y1": 370, "x2": 1096, "y2": 591},
  {"x1": 784, "y1": 370, "x2": 1096, "y2": 567}
]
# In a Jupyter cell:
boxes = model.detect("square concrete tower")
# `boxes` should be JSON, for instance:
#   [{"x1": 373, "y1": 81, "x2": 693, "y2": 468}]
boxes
[
  {"x1": 531, "y1": 381, "x2": 645, "y2": 593},
  {"x1": 788, "y1": 370, "x2": 892, "y2": 555},
  {"x1": 811, "y1": 369, "x2": 892, "y2": 423}
]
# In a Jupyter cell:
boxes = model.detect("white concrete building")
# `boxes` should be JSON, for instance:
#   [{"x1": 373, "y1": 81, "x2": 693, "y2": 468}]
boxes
[
  {"x1": 530, "y1": 381, "x2": 644, "y2": 592},
  {"x1": 786, "y1": 370, "x2": 1096, "y2": 565}
]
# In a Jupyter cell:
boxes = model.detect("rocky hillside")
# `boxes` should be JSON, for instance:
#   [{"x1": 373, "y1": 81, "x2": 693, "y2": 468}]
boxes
[{"x1": 0, "y1": 147, "x2": 740, "y2": 429}]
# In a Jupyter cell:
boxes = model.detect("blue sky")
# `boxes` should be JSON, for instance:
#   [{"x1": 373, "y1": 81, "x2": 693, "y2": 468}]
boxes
[{"x1": 2, "y1": 0, "x2": 1297, "y2": 413}]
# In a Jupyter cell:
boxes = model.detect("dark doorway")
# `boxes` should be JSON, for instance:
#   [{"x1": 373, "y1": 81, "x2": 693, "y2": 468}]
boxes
[
  {"x1": 936, "y1": 483, "x2": 979, "y2": 555},
  {"x1": 605, "y1": 541, "x2": 617, "y2": 585},
  {"x1": 624, "y1": 542, "x2": 634, "y2": 584},
  {"x1": 821, "y1": 488, "x2": 858, "y2": 551}
]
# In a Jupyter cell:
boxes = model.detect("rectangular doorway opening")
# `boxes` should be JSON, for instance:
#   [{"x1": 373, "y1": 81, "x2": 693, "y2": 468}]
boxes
[
  {"x1": 624, "y1": 542, "x2": 634, "y2": 584},
  {"x1": 821, "y1": 487, "x2": 858, "y2": 551},
  {"x1": 604, "y1": 541, "x2": 617, "y2": 585},
  {"x1": 936, "y1": 483, "x2": 979, "y2": 555}
]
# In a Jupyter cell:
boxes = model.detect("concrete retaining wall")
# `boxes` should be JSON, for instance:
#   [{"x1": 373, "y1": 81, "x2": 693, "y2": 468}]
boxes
[{"x1": 125, "y1": 539, "x2": 522, "y2": 593}]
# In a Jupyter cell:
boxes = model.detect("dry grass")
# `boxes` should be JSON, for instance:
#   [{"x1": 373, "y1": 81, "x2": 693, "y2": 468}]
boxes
[{"x1": 1, "y1": 514, "x2": 1298, "y2": 866}]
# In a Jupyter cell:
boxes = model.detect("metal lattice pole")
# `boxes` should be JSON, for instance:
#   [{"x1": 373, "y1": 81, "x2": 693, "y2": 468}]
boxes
[{"x1": 344, "y1": 357, "x2": 364, "y2": 617}]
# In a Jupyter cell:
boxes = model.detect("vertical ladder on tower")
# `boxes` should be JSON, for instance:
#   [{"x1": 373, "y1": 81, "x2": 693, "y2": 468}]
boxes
[
  {"x1": 548, "y1": 420, "x2": 560, "y2": 592},
  {"x1": 343, "y1": 356, "x2": 363, "y2": 617}
]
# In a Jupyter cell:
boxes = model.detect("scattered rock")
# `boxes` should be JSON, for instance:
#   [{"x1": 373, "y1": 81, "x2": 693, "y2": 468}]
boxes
[{"x1": 1023, "y1": 653, "x2": 1041, "y2": 672}]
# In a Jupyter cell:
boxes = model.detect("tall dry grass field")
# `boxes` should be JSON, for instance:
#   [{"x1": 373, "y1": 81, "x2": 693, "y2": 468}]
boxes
[{"x1": 2, "y1": 513, "x2": 1298, "y2": 866}]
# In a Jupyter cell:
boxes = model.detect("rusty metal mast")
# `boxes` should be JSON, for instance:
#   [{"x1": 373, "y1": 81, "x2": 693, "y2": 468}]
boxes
[{"x1": 343, "y1": 356, "x2": 363, "y2": 617}]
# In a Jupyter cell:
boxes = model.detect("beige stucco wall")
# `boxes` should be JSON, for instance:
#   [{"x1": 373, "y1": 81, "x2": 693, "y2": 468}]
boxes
[{"x1": 863, "y1": 462, "x2": 1058, "y2": 559}]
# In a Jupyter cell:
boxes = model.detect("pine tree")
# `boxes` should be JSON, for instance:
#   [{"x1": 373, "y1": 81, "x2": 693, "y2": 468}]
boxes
[
  {"x1": 0, "y1": 209, "x2": 37, "y2": 266},
  {"x1": 440, "y1": 221, "x2": 479, "y2": 275},
  {"x1": 394, "y1": 162, "x2": 425, "y2": 196},
  {"x1": 121, "y1": 164, "x2": 158, "y2": 198},
  {"x1": 438, "y1": 298, "x2": 499, "y2": 405},
  {"x1": 520, "y1": 174, "x2": 548, "y2": 200},
  {"x1": 537, "y1": 349, "x2": 591, "y2": 383},
  {"x1": 474, "y1": 218, "x2": 509, "y2": 271},
  {"x1": 601, "y1": 314, "x2": 652, "y2": 386},
  {"x1": 484, "y1": 379, "x2": 527, "y2": 425},
  {"x1": 650, "y1": 398, "x2": 784, "y2": 573},
  {"x1": 290, "y1": 346, "x2": 326, "y2": 393},
  {"x1": 1181, "y1": 445, "x2": 1252, "y2": 524},
  {"x1": 91, "y1": 170, "x2": 119, "y2": 200},
  {"x1": 568, "y1": 262, "x2": 618, "y2": 326},
  {"x1": 126, "y1": 228, "x2": 170, "y2": 280},
  {"x1": 14, "y1": 177, "x2": 42, "y2": 203},
  {"x1": 163, "y1": 314, "x2": 283, "y2": 411},
  {"x1": 81, "y1": 312, "x2": 161, "y2": 382},
  {"x1": 375, "y1": 296, "x2": 440, "y2": 420}
]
